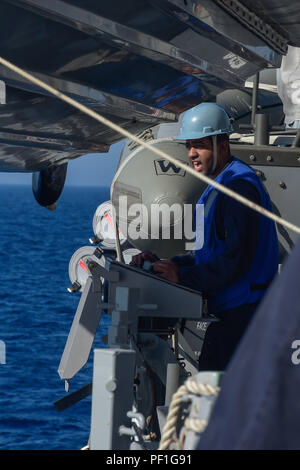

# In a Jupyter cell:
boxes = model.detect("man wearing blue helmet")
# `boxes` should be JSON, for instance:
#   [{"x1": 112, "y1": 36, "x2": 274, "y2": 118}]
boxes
[{"x1": 132, "y1": 102, "x2": 278, "y2": 371}]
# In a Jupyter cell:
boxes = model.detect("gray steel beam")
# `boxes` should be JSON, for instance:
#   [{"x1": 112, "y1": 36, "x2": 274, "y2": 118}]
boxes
[
  {"x1": 90, "y1": 348, "x2": 136, "y2": 450},
  {"x1": 231, "y1": 143, "x2": 300, "y2": 167}
]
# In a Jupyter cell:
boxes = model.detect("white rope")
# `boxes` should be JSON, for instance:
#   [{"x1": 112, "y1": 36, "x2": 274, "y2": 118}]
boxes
[
  {"x1": 184, "y1": 417, "x2": 208, "y2": 433},
  {"x1": 0, "y1": 55, "x2": 300, "y2": 235},
  {"x1": 158, "y1": 376, "x2": 219, "y2": 450},
  {"x1": 185, "y1": 379, "x2": 219, "y2": 396},
  {"x1": 159, "y1": 382, "x2": 188, "y2": 450}
]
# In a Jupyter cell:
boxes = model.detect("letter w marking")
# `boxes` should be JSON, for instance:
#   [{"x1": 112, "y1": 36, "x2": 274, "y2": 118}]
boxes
[{"x1": 154, "y1": 159, "x2": 186, "y2": 177}]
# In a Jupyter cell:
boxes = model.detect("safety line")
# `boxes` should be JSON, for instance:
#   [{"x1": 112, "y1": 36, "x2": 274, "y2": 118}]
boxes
[{"x1": 1, "y1": 55, "x2": 300, "y2": 235}]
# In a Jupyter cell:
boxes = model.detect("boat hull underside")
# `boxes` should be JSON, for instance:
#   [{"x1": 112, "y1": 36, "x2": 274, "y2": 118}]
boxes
[{"x1": 0, "y1": 0, "x2": 297, "y2": 172}]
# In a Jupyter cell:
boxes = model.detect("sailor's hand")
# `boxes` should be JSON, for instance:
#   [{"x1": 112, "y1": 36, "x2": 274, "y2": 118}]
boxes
[
  {"x1": 130, "y1": 250, "x2": 159, "y2": 268},
  {"x1": 152, "y1": 260, "x2": 179, "y2": 283}
]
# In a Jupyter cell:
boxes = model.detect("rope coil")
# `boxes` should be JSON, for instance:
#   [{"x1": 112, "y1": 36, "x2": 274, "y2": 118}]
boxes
[
  {"x1": 184, "y1": 417, "x2": 208, "y2": 434},
  {"x1": 158, "y1": 376, "x2": 220, "y2": 450}
]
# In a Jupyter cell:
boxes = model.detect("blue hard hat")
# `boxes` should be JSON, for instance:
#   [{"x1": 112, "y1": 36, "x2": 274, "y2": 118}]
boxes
[{"x1": 176, "y1": 102, "x2": 233, "y2": 141}]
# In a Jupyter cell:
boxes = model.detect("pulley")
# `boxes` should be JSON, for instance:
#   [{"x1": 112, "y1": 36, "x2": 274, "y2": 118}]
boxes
[
  {"x1": 67, "y1": 246, "x2": 141, "y2": 293},
  {"x1": 91, "y1": 200, "x2": 128, "y2": 249},
  {"x1": 68, "y1": 246, "x2": 105, "y2": 293}
]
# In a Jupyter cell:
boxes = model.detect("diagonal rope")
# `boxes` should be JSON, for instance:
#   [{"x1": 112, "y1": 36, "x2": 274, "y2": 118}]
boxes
[{"x1": 1, "y1": 55, "x2": 300, "y2": 235}]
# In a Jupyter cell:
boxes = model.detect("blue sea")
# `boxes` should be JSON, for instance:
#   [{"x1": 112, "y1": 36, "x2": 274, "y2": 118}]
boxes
[{"x1": 0, "y1": 184, "x2": 111, "y2": 450}]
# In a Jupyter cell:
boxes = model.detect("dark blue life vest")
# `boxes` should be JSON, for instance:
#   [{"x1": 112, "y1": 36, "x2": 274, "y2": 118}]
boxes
[{"x1": 195, "y1": 157, "x2": 278, "y2": 313}]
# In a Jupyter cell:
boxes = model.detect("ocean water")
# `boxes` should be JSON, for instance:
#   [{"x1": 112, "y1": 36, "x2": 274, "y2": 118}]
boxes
[{"x1": 0, "y1": 184, "x2": 111, "y2": 450}]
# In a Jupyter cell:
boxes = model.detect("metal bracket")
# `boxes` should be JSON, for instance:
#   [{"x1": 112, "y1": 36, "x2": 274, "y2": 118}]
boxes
[
  {"x1": 58, "y1": 276, "x2": 103, "y2": 381},
  {"x1": 87, "y1": 260, "x2": 119, "y2": 282}
]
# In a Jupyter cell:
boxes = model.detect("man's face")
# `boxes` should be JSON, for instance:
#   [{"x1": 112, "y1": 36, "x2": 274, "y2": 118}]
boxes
[
  {"x1": 186, "y1": 137, "x2": 215, "y2": 176},
  {"x1": 186, "y1": 136, "x2": 229, "y2": 177}
]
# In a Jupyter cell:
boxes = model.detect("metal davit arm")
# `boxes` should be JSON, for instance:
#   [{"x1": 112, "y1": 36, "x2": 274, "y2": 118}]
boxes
[
  {"x1": 57, "y1": 260, "x2": 118, "y2": 388},
  {"x1": 89, "y1": 261, "x2": 206, "y2": 449},
  {"x1": 57, "y1": 258, "x2": 206, "y2": 449}
]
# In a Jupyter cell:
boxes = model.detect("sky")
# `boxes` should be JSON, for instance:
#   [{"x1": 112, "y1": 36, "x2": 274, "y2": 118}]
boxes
[{"x1": 0, "y1": 140, "x2": 125, "y2": 188}]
